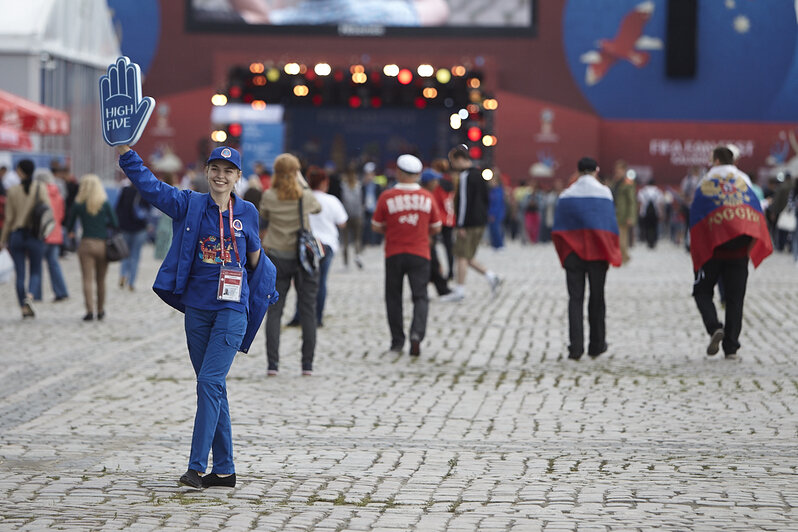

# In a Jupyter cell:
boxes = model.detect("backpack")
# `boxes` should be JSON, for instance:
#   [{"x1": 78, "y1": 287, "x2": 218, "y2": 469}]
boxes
[
  {"x1": 643, "y1": 200, "x2": 657, "y2": 222},
  {"x1": 28, "y1": 183, "x2": 55, "y2": 240}
]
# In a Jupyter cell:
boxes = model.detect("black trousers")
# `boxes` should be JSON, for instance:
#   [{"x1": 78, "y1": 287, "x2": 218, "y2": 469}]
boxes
[
  {"x1": 385, "y1": 254, "x2": 430, "y2": 349},
  {"x1": 564, "y1": 253, "x2": 609, "y2": 356},
  {"x1": 692, "y1": 257, "x2": 748, "y2": 355},
  {"x1": 440, "y1": 226, "x2": 455, "y2": 279},
  {"x1": 266, "y1": 254, "x2": 319, "y2": 371},
  {"x1": 429, "y1": 235, "x2": 450, "y2": 296}
]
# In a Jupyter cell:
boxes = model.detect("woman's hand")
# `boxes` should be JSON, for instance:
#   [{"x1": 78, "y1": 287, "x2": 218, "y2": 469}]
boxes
[{"x1": 116, "y1": 144, "x2": 131, "y2": 155}]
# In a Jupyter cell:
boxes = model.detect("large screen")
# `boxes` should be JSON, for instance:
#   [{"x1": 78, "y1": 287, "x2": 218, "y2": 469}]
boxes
[{"x1": 187, "y1": 0, "x2": 535, "y2": 37}]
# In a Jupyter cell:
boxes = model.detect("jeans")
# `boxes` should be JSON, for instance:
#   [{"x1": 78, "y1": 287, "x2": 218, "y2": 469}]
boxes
[
  {"x1": 564, "y1": 253, "x2": 608, "y2": 356},
  {"x1": 8, "y1": 230, "x2": 44, "y2": 306},
  {"x1": 44, "y1": 243, "x2": 69, "y2": 299},
  {"x1": 266, "y1": 254, "x2": 319, "y2": 372},
  {"x1": 693, "y1": 257, "x2": 748, "y2": 355},
  {"x1": 120, "y1": 230, "x2": 148, "y2": 288},
  {"x1": 488, "y1": 218, "x2": 504, "y2": 249},
  {"x1": 385, "y1": 253, "x2": 430, "y2": 349},
  {"x1": 184, "y1": 306, "x2": 246, "y2": 474}
]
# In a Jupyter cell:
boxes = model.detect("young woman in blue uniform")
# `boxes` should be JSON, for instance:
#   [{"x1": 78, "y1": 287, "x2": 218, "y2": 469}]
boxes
[{"x1": 115, "y1": 143, "x2": 277, "y2": 489}]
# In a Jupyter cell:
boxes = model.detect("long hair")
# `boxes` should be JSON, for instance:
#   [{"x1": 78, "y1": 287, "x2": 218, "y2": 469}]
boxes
[
  {"x1": 75, "y1": 174, "x2": 108, "y2": 215},
  {"x1": 272, "y1": 153, "x2": 302, "y2": 201}
]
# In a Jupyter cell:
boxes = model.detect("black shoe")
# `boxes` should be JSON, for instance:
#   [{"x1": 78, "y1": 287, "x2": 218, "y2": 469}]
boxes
[
  {"x1": 707, "y1": 329, "x2": 724, "y2": 356},
  {"x1": 97, "y1": 311, "x2": 105, "y2": 321},
  {"x1": 82, "y1": 313, "x2": 94, "y2": 321},
  {"x1": 388, "y1": 344, "x2": 403, "y2": 354},
  {"x1": 724, "y1": 352, "x2": 739, "y2": 360},
  {"x1": 286, "y1": 318, "x2": 300, "y2": 327},
  {"x1": 202, "y1": 473, "x2": 236, "y2": 488},
  {"x1": 53, "y1": 296, "x2": 69, "y2": 303},
  {"x1": 588, "y1": 343, "x2": 608, "y2": 358},
  {"x1": 567, "y1": 351, "x2": 583, "y2": 360},
  {"x1": 410, "y1": 339, "x2": 421, "y2": 357},
  {"x1": 179, "y1": 470, "x2": 204, "y2": 489}
]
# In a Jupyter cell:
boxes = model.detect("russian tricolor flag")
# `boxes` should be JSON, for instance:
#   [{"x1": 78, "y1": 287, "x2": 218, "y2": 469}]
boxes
[
  {"x1": 552, "y1": 176, "x2": 622, "y2": 267},
  {"x1": 689, "y1": 167, "x2": 772, "y2": 271}
]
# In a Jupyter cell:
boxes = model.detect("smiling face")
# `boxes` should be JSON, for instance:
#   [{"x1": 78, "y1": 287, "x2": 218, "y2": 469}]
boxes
[{"x1": 206, "y1": 159, "x2": 242, "y2": 198}]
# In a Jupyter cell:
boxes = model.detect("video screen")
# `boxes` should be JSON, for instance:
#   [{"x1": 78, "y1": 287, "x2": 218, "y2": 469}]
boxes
[{"x1": 187, "y1": 0, "x2": 535, "y2": 37}]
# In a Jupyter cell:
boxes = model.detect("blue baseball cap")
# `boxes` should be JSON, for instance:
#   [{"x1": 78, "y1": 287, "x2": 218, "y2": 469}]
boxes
[
  {"x1": 420, "y1": 168, "x2": 442, "y2": 184},
  {"x1": 207, "y1": 146, "x2": 242, "y2": 170}
]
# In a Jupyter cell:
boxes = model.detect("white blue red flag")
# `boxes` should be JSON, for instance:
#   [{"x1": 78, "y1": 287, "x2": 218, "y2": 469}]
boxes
[
  {"x1": 689, "y1": 165, "x2": 772, "y2": 271},
  {"x1": 552, "y1": 176, "x2": 622, "y2": 267}
]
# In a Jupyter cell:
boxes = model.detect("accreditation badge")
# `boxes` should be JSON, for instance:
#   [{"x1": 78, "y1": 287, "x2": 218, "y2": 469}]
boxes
[{"x1": 217, "y1": 265, "x2": 244, "y2": 302}]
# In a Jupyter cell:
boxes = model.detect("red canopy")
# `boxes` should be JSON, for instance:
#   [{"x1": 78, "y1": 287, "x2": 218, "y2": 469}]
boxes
[
  {"x1": 0, "y1": 124, "x2": 33, "y2": 151},
  {"x1": 0, "y1": 89, "x2": 70, "y2": 135}
]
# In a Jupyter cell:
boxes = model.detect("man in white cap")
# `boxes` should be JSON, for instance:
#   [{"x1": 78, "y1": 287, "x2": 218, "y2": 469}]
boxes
[{"x1": 372, "y1": 154, "x2": 442, "y2": 357}]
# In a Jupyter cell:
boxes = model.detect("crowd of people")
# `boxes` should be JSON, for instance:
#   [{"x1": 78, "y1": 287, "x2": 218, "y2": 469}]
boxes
[{"x1": 0, "y1": 138, "x2": 787, "y2": 490}]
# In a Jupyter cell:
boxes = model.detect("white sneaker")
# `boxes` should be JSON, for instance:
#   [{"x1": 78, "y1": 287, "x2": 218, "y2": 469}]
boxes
[
  {"x1": 487, "y1": 274, "x2": 503, "y2": 295},
  {"x1": 439, "y1": 290, "x2": 464, "y2": 302}
]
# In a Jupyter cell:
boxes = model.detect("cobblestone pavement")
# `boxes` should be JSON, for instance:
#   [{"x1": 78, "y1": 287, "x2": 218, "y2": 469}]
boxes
[{"x1": 1, "y1": 240, "x2": 797, "y2": 531}]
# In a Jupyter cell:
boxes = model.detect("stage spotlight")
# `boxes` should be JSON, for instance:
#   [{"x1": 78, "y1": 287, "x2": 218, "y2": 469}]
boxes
[
  {"x1": 253, "y1": 75, "x2": 266, "y2": 86},
  {"x1": 469, "y1": 146, "x2": 482, "y2": 159},
  {"x1": 284, "y1": 63, "x2": 301, "y2": 75},
  {"x1": 383, "y1": 64, "x2": 400, "y2": 77},
  {"x1": 482, "y1": 169, "x2": 493, "y2": 181},
  {"x1": 228, "y1": 123, "x2": 243, "y2": 137},
  {"x1": 350, "y1": 64, "x2": 365, "y2": 74},
  {"x1": 315, "y1": 63, "x2": 332, "y2": 76},
  {"x1": 422, "y1": 87, "x2": 438, "y2": 99},
  {"x1": 251, "y1": 100, "x2": 266, "y2": 110},
  {"x1": 249, "y1": 63, "x2": 264, "y2": 74},
  {"x1": 211, "y1": 94, "x2": 228, "y2": 106},
  {"x1": 414, "y1": 97, "x2": 427, "y2": 109},
  {"x1": 349, "y1": 95, "x2": 362, "y2": 108},
  {"x1": 452, "y1": 65, "x2": 466, "y2": 77},
  {"x1": 482, "y1": 135, "x2": 497, "y2": 147},
  {"x1": 352, "y1": 72, "x2": 368, "y2": 84},
  {"x1": 417, "y1": 64, "x2": 434, "y2": 77},
  {"x1": 211, "y1": 130, "x2": 227, "y2": 142},
  {"x1": 458, "y1": 108, "x2": 469, "y2": 119},
  {"x1": 293, "y1": 85, "x2": 309, "y2": 97},
  {"x1": 397, "y1": 69, "x2": 413, "y2": 85},
  {"x1": 450, "y1": 114, "x2": 462, "y2": 129},
  {"x1": 467, "y1": 77, "x2": 481, "y2": 89},
  {"x1": 483, "y1": 98, "x2": 498, "y2": 110},
  {"x1": 436, "y1": 68, "x2": 451, "y2": 84},
  {"x1": 229, "y1": 86, "x2": 242, "y2": 99}
]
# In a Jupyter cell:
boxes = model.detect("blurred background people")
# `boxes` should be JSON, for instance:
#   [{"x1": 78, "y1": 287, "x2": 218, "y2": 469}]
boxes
[
  {"x1": 66, "y1": 174, "x2": 119, "y2": 321},
  {"x1": 115, "y1": 177, "x2": 151, "y2": 291},
  {"x1": 0, "y1": 159, "x2": 50, "y2": 317},
  {"x1": 34, "y1": 169, "x2": 69, "y2": 302},
  {"x1": 339, "y1": 163, "x2": 364, "y2": 269}
]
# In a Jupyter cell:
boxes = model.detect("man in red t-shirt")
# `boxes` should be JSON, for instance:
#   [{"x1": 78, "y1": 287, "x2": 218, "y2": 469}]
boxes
[{"x1": 372, "y1": 154, "x2": 442, "y2": 357}]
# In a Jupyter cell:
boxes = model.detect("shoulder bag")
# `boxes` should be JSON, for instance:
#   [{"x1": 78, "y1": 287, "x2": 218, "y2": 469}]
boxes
[
  {"x1": 27, "y1": 182, "x2": 55, "y2": 240},
  {"x1": 297, "y1": 195, "x2": 324, "y2": 274}
]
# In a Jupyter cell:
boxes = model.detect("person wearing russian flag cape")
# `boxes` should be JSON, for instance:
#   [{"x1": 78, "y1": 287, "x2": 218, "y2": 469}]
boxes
[
  {"x1": 552, "y1": 158, "x2": 622, "y2": 360},
  {"x1": 689, "y1": 146, "x2": 772, "y2": 359}
]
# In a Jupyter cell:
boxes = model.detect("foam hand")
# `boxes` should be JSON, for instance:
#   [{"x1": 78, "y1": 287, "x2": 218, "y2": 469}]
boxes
[{"x1": 99, "y1": 57, "x2": 155, "y2": 146}]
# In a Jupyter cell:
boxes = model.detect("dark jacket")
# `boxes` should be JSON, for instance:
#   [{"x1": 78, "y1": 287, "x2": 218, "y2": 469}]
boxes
[
  {"x1": 116, "y1": 185, "x2": 150, "y2": 232},
  {"x1": 454, "y1": 167, "x2": 489, "y2": 227},
  {"x1": 118, "y1": 150, "x2": 278, "y2": 353}
]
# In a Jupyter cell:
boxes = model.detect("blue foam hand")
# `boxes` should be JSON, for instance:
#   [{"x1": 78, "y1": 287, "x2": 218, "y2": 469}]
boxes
[{"x1": 99, "y1": 56, "x2": 155, "y2": 146}]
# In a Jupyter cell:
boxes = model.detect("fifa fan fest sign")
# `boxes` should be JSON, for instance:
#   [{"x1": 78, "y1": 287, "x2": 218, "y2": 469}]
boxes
[{"x1": 99, "y1": 57, "x2": 155, "y2": 146}]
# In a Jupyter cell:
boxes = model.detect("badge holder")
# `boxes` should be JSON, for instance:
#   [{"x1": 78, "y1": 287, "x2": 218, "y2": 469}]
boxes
[{"x1": 216, "y1": 198, "x2": 244, "y2": 303}]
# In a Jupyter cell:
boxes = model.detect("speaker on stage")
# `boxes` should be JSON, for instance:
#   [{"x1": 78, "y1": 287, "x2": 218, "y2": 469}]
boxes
[{"x1": 666, "y1": 0, "x2": 697, "y2": 78}]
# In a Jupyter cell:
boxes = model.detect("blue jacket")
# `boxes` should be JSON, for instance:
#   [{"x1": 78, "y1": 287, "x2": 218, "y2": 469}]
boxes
[{"x1": 118, "y1": 150, "x2": 278, "y2": 353}]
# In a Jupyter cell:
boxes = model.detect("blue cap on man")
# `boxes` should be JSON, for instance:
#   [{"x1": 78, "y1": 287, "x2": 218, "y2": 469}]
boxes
[
  {"x1": 420, "y1": 169, "x2": 442, "y2": 184},
  {"x1": 207, "y1": 146, "x2": 242, "y2": 170}
]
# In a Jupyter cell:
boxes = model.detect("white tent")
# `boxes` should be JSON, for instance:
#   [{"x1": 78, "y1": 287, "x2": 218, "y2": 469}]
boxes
[{"x1": 0, "y1": 0, "x2": 121, "y2": 178}]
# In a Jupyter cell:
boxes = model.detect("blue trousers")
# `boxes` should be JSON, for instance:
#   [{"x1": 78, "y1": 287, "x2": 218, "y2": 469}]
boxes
[
  {"x1": 184, "y1": 306, "x2": 246, "y2": 474},
  {"x1": 120, "y1": 230, "x2": 148, "y2": 288},
  {"x1": 45, "y1": 243, "x2": 69, "y2": 299},
  {"x1": 8, "y1": 230, "x2": 44, "y2": 305}
]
